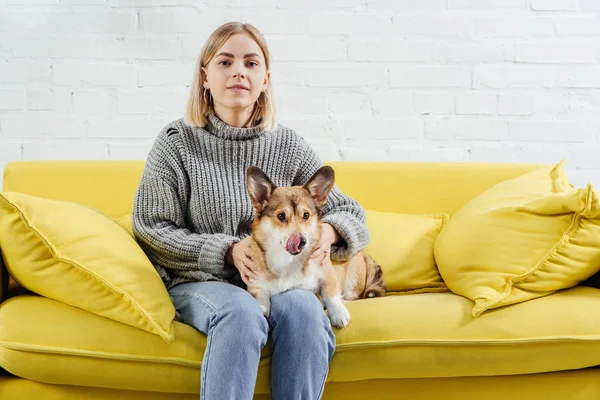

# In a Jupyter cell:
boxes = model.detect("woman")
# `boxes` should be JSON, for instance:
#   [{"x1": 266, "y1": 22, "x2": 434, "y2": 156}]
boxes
[{"x1": 132, "y1": 21, "x2": 370, "y2": 400}]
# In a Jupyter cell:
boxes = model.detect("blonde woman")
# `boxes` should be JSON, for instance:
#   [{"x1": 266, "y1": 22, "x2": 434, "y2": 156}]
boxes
[{"x1": 132, "y1": 22, "x2": 369, "y2": 400}]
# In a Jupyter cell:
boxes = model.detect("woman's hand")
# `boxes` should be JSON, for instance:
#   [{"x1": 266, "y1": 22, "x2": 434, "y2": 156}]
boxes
[
  {"x1": 226, "y1": 236, "x2": 259, "y2": 285},
  {"x1": 310, "y1": 223, "x2": 340, "y2": 266}
]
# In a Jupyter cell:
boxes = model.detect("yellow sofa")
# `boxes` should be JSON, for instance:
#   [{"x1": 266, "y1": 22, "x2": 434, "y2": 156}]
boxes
[{"x1": 1, "y1": 160, "x2": 600, "y2": 400}]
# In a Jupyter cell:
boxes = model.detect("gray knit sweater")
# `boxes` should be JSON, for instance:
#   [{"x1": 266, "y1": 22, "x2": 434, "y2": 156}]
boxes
[{"x1": 132, "y1": 113, "x2": 370, "y2": 290}]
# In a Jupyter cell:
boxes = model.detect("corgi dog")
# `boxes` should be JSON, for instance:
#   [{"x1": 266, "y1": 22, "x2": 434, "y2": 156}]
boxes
[{"x1": 245, "y1": 165, "x2": 386, "y2": 329}]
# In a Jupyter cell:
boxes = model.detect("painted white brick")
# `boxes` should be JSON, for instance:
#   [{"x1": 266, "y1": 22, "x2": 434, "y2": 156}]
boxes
[
  {"x1": 556, "y1": 17, "x2": 600, "y2": 36},
  {"x1": 372, "y1": 90, "x2": 415, "y2": 117},
  {"x1": 53, "y1": 62, "x2": 136, "y2": 87},
  {"x1": 474, "y1": 66, "x2": 556, "y2": 89},
  {"x1": 474, "y1": 17, "x2": 556, "y2": 38},
  {"x1": 118, "y1": 89, "x2": 158, "y2": 115},
  {"x1": 362, "y1": 0, "x2": 445, "y2": 10},
  {"x1": 23, "y1": 141, "x2": 108, "y2": 160},
  {"x1": 342, "y1": 119, "x2": 423, "y2": 140},
  {"x1": 390, "y1": 66, "x2": 471, "y2": 88},
  {"x1": 447, "y1": 0, "x2": 529, "y2": 9},
  {"x1": 348, "y1": 40, "x2": 434, "y2": 62},
  {"x1": 72, "y1": 90, "x2": 117, "y2": 115},
  {"x1": 306, "y1": 66, "x2": 388, "y2": 88},
  {"x1": 0, "y1": 141, "x2": 21, "y2": 165},
  {"x1": 0, "y1": 0, "x2": 58, "y2": 4},
  {"x1": 279, "y1": 91, "x2": 326, "y2": 116},
  {"x1": 97, "y1": 38, "x2": 181, "y2": 60},
  {"x1": 308, "y1": 140, "x2": 342, "y2": 162},
  {"x1": 0, "y1": 61, "x2": 51, "y2": 84},
  {"x1": 138, "y1": 8, "x2": 206, "y2": 34},
  {"x1": 456, "y1": 92, "x2": 497, "y2": 115},
  {"x1": 498, "y1": 94, "x2": 535, "y2": 116},
  {"x1": 278, "y1": 118, "x2": 342, "y2": 141},
  {"x1": 0, "y1": 36, "x2": 54, "y2": 58},
  {"x1": 325, "y1": 91, "x2": 372, "y2": 116},
  {"x1": 579, "y1": 0, "x2": 600, "y2": 11},
  {"x1": 157, "y1": 89, "x2": 189, "y2": 114},
  {"x1": 108, "y1": 141, "x2": 154, "y2": 160},
  {"x1": 138, "y1": 63, "x2": 195, "y2": 87},
  {"x1": 0, "y1": 11, "x2": 136, "y2": 34},
  {"x1": 557, "y1": 67, "x2": 600, "y2": 88},
  {"x1": 27, "y1": 89, "x2": 71, "y2": 111},
  {"x1": 0, "y1": 89, "x2": 26, "y2": 111},
  {"x1": 392, "y1": 16, "x2": 472, "y2": 37},
  {"x1": 1, "y1": 2, "x2": 600, "y2": 173},
  {"x1": 435, "y1": 43, "x2": 512, "y2": 64},
  {"x1": 88, "y1": 117, "x2": 182, "y2": 139},
  {"x1": 1, "y1": 117, "x2": 86, "y2": 139},
  {"x1": 509, "y1": 120, "x2": 594, "y2": 142},
  {"x1": 240, "y1": 11, "x2": 309, "y2": 35},
  {"x1": 531, "y1": 0, "x2": 578, "y2": 11},
  {"x1": 108, "y1": 0, "x2": 202, "y2": 5},
  {"x1": 514, "y1": 43, "x2": 598, "y2": 64},
  {"x1": 389, "y1": 146, "x2": 469, "y2": 162},
  {"x1": 309, "y1": 13, "x2": 393, "y2": 36},
  {"x1": 268, "y1": 36, "x2": 346, "y2": 62},
  {"x1": 426, "y1": 117, "x2": 509, "y2": 140},
  {"x1": 53, "y1": 37, "x2": 97, "y2": 59},
  {"x1": 340, "y1": 144, "x2": 388, "y2": 161},
  {"x1": 414, "y1": 92, "x2": 454, "y2": 115},
  {"x1": 266, "y1": 64, "x2": 306, "y2": 86}
]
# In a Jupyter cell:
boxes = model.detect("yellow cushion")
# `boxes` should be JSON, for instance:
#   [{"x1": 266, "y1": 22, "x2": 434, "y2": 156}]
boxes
[
  {"x1": 0, "y1": 192, "x2": 175, "y2": 341},
  {"x1": 434, "y1": 161, "x2": 600, "y2": 317},
  {"x1": 364, "y1": 210, "x2": 448, "y2": 293}
]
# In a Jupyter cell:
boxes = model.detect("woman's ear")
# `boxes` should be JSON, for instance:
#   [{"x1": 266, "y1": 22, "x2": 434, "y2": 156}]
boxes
[
  {"x1": 262, "y1": 70, "x2": 270, "y2": 92},
  {"x1": 201, "y1": 67, "x2": 209, "y2": 89}
]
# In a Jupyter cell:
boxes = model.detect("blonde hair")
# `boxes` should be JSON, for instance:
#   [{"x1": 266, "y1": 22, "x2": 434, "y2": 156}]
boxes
[{"x1": 185, "y1": 22, "x2": 277, "y2": 132}]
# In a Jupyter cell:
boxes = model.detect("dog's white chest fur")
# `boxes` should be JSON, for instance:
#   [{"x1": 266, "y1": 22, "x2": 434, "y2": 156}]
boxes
[{"x1": 256, "y1": 257, "x2": 324, "y2": 295}]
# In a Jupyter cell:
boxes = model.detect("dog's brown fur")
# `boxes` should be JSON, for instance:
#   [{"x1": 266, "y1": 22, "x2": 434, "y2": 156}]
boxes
[{"x1": 244, "y1": 165, "x2": 385, "y2": 328}]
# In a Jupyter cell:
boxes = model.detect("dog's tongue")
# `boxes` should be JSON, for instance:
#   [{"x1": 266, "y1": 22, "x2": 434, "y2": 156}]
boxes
[{"x1": 286, "y1": 235, "x2": 301, "y2": 254}]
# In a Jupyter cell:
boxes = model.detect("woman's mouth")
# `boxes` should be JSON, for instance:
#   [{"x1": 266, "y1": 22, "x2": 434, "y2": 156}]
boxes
[{"x1": 227, "y1": 85, "x2": 249, "y2": 93}]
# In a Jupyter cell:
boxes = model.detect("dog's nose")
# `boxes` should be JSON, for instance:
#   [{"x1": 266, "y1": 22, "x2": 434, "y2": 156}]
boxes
[{"x1": 298, "y1": 236, "x2": 307, "y2": 250}]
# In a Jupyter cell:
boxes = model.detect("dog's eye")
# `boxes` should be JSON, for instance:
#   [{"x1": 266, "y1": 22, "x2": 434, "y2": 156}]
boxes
[
  {"x1": 303, "y1": 212, "x2": 310, "y2": 220},
  {"x1": 277, "y1": 212, "x2": 286, "y2": 221}
]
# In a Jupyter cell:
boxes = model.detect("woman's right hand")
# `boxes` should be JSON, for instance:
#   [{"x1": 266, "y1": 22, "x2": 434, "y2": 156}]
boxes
[{"x1": 227, "y1": 236, "x2": 259, "y2": 285}]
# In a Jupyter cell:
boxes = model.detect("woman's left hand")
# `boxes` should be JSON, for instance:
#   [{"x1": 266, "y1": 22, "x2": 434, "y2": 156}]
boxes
[{"x1": 310, "y1": 223, "x2": 340, "y2": 266}]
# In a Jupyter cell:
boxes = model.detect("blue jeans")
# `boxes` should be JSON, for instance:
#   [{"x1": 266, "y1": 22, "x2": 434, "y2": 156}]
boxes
[{"x1": 168, "y1": 281, "x2": 336, "y2": 400}]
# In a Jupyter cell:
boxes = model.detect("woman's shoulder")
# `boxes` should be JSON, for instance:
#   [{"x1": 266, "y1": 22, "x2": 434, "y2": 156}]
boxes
[{"x1": 272, "y1": 121, "x2": 310, "y2": 147}]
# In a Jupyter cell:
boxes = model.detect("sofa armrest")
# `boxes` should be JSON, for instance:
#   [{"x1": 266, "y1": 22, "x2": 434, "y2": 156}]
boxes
[{"x1": 0, "y1": 247, "x2": 7, "y2": 303}]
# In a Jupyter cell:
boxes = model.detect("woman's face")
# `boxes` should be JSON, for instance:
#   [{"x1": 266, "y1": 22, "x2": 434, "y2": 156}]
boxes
[{"x1": 202, "y1": 33, "x2": 270, "y2": 116}]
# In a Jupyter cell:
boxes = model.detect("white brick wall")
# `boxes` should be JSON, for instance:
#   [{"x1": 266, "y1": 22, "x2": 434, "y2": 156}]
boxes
[{"x1": 1, "y1": 0, "x2": 600, "y2": 188}]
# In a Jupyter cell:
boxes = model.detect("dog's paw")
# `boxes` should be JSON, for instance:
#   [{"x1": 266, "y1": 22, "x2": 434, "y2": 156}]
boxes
[
  {"x1": 260, "y1": 304, "x2": 271, "y2": 318},
  {"x1": 328, "y1": 305, "x2": 351, "y2": 329}
]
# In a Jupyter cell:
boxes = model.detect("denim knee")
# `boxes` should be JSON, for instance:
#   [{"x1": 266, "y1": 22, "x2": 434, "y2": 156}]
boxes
[{"x1": 270, "y1": 290, "x2": 335, "y2": 352}]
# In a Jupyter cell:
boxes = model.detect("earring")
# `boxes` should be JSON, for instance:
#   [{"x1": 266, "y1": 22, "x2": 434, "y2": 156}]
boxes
[
  {"x1": 255, "y1": 92, "x2": 264, "y2": 108},
  {"x1": 203, "y1": 88, "x2": 211, "y2": 104}
]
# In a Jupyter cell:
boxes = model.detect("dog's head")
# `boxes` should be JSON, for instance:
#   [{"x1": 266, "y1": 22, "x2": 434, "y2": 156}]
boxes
[{"x1": 246, "y1": 166, "x2": 335, "y2": 258}]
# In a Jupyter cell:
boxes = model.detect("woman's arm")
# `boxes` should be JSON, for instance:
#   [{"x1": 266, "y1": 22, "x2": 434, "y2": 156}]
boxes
[{"x1": 132, "y1": 127, "x2": 240, "y2": 279}]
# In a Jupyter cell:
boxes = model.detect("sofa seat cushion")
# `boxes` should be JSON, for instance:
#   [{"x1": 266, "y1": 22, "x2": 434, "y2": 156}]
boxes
[
  {"x1": 331, "y1": 286, "x2": 600, "y2": 381},
  {"x1": 0, "y1": 295, "x2": 272, "y2": 394},
  {"x1": 2, "y1": 288, "x2": 600, "y2": 393}
]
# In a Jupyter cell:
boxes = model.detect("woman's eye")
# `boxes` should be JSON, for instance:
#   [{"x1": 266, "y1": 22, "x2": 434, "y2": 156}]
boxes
[
  {"x1": 277, "y1": 212, "x2": 286, "y2": 221},
  {"x1": 247, "y1": 61, "x2": 258, "y2": 67},
  {"x1": 218, "y1": 60, "x2": 230, "y2": 66},
  {"x1": 303, "y1": 212, "x2": 310, "y2": 220}
]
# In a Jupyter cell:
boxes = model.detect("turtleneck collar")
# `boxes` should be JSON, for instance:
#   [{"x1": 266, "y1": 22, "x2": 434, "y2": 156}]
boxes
[{"x1": 204, "y1": 112, "x2": 265, "y2": 140}]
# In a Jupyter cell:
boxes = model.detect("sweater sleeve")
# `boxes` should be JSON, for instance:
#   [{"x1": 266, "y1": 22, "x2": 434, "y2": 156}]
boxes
[
  {"x1": 132, "y1": 127, "x2": 240, "y2": 281},
  {"x1": 292, "y1": 137, "x2": 370, "y2": 261}
]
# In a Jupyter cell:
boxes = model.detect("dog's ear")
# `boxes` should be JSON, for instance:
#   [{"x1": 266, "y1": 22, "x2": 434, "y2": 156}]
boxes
[
  {"x1": 303, "y1": 166, "x2": 335, "y2": 207},
  {"x1": 247, "y1": 166, "x2": 276, "y2": 211}
]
